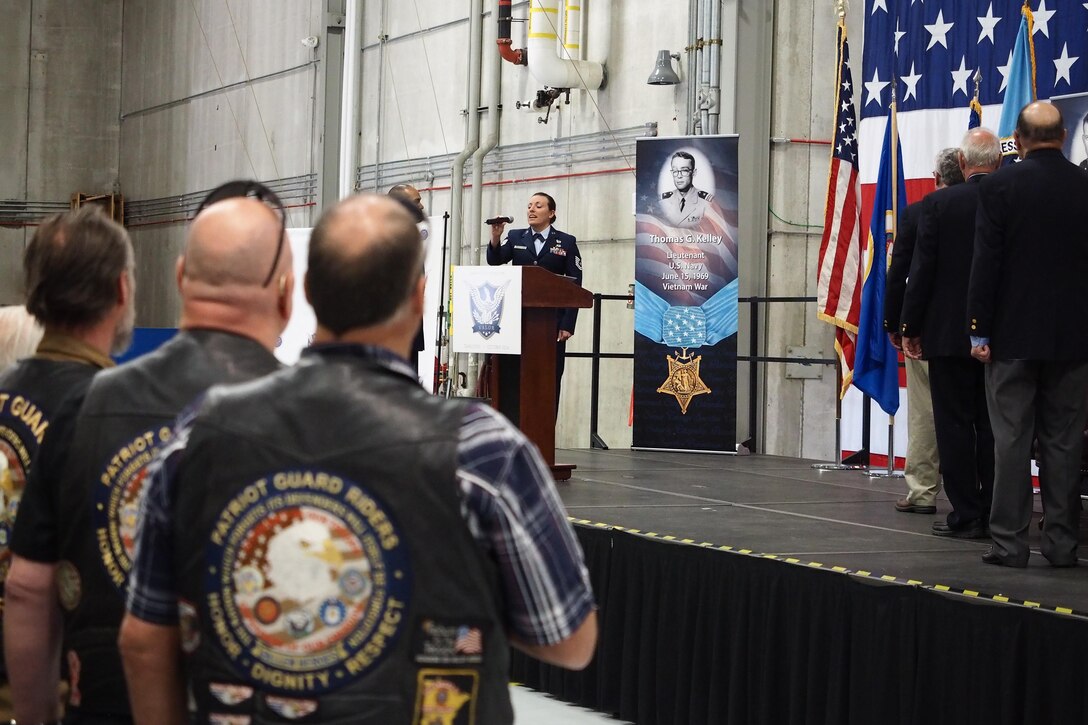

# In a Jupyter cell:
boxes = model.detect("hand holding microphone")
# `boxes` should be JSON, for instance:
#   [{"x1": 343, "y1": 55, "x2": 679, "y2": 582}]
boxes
[{"x1": 486, "y1": 215, "x2": 512, "y2": 246}]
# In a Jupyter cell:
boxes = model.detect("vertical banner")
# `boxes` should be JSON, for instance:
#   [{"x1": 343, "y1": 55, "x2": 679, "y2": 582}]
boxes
[
  {"x1": 450, "y1": 265, "x2": 523, "y2": 354},
  {"x1": 633, "y1": 136, "x2": 740, "y2": 451}
]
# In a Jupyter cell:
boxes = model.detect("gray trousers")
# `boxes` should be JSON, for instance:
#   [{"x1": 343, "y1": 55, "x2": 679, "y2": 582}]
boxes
[{"x1": 985, "y1": 359, "x2": 1088, "y2": 564}]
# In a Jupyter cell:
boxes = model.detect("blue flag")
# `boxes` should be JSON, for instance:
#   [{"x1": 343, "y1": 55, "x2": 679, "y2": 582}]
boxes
[
  {"x1": 997, "y1": 4, "x2": 1036, "y2": 161},
  {"x1": 853, "y1": 116, "x2": 905, "y2": 417},
  {"x1": 968, "y1": 95, "x2": 982, "y2": 130}
]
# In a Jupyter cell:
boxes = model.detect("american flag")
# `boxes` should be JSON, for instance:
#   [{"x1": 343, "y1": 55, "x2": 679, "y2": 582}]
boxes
[
  {"x1": 860, "y1": 0, "x2": 1088, "y2": 208},
  {"x1": 454, "y1": 626, "x2": 483, "y2": 655},
  {"x1": 817, "y1": 18, "x2": 863, "y2": 397}
]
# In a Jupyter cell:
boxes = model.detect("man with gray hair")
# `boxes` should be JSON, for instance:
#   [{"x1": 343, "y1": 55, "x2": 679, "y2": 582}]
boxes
[
  {"x1": 8, "y1": 181, "x2": 293, "y2": 723},
  {"x1": 901, "y1": 128, "x2": 1002, "y2": 539},
  {"x1": 2, "y1": 205, "x2": 135, "y2": 709},
  {"x1": 884, "y1": 147, "x2": 963, "y2": 516}
]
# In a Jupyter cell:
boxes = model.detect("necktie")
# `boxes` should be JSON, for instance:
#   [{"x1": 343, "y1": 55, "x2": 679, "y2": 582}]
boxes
[{"x1": 680, "y1": 197, "x2": 686, "y2": 212}]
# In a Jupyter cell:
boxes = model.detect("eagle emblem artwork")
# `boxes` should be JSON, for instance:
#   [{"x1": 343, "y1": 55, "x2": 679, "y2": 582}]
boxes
[
  {"x1": 0, "y1": 439, "x2": 26, "y2": 578},
  {"x1": 469, "y1": 281, "x2": 509, "y2": 340},
  {"x1": 206, "y1": 471, "x2": 411, "y2": 695}
]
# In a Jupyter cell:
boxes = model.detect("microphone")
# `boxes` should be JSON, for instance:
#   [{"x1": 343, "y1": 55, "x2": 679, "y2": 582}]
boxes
[{"x1": 485, "y1": 216, "x2": 513, "y2": 226}]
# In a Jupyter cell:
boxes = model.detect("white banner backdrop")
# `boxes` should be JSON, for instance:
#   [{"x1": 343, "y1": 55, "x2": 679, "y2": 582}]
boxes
[
  {"x1": 450, "y1": 265, "x2": 522, "y2": 355},
  {"x1": 276, "y1": 223, "x2": 444, "y2": 389},
  {"x1": 275, "y1": 227, "x2": 317, "y2": 365}
]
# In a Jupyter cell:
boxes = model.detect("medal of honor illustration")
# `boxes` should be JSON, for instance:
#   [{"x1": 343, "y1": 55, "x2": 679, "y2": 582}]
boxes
[
  {"x1": 469, "y1": 280, "x2": 509, "y2": 339},
  {"x1": 206, "y1": 471, "x2": 411, "y2": 695},
  {"x1": 657, "y1": 348, "x2": 711, "y2": 414},
  {"x1": 656, "y1": 307, "x2": 712, "y2": 414}
]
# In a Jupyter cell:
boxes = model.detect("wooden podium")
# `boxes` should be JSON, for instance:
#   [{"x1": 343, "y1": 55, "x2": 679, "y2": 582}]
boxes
[{"x1": 488, "y1": 266, "x2": 592, "y2": 480}]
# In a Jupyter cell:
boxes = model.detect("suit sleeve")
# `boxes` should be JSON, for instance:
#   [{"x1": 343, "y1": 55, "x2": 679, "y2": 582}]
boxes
[
  {"x1": 883, "y1": 202, "x2": 918, "y2": 332},
  {"x1": 966, "y1": 178, "x2": 1003, "y2": 339},
  {"x1": 900, "y1": 197, "x2": 938, "y2": 338},
  {"x1": 486, "y1": 232, "x2": 515, "y2": 266},
  {"x1": 560, "y1": 236, "x2": 583, "y2": 333}
]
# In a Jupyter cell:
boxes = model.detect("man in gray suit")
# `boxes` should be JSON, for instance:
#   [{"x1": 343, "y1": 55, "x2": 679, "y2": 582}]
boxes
[{"x1": 968, "y1": 101, "x2": 1088, "y2": 568}]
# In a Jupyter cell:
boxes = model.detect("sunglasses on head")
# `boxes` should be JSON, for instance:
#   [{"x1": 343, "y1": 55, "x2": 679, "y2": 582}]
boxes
[{"x1": 196, "y1": 180, "x2": 288, "y2": 288}]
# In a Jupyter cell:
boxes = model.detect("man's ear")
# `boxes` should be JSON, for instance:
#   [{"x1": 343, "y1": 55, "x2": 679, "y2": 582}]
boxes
[
  {"x1": 279, "y1": 272, "x2": 294, "y2": 322},
  {"x1": 118, "y1": 268, "x2": 132, "y2": 306},
  {"x1": 412, "y1": 274, "x2": 426, "y2": 315},
  {"x1": 175, "y1": 256, "x2": 185, "y2": 291}
]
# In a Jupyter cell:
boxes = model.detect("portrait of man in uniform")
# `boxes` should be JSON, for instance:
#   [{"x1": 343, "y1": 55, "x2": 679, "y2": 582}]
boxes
[{"x1": 659, "y1": 151, "x2": 715, "y2": 228}]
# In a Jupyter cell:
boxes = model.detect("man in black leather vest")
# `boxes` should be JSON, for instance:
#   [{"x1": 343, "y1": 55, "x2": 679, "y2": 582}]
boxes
[
  {"x1": 121, "y1": 193, "x2": 597, "y2": 725},
  {"x1": 4, "y1": 206, "x2": 136, "y2": 724},
  {"x1": 10, "y1": 181, "x2": 294, "y2": 724}
]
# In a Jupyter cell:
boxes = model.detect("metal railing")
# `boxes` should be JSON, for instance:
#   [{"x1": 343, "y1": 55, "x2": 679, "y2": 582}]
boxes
[{"x1": 567, "y1": 293, "x2": 846, "y2": 452}]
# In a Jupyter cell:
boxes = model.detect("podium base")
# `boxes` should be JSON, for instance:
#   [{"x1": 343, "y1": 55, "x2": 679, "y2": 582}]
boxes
[{"x1": 552, "y1": 463, "x2": 576, "y2": 481}]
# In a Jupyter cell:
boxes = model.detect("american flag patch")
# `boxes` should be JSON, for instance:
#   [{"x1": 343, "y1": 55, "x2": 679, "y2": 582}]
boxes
[{"x1": 454, "y1": 626, "x2": 483, "y2": 655}]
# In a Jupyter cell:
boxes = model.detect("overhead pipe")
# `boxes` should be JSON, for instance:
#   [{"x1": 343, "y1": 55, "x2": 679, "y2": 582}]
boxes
[
  {"x1": 374, "y1": 0, "x2": 389, "y2": 190},
  {"x1": 339, "y1": 0, "x2": 363, "y2": 197},
  {"x1": 699, "y1": 0, "x2": 711, "y2": 134},
  {"x1": 686, "y1": 0, "x2": 698, "y2": 135},
  {"x1": 526, "y1": 0, "x2": 604, "y2": 90},
  {"x1": 708, "y1": 0, "x2": 722, "y2": 135},
  {"x1": 448, "y1": 0, "x2": 485, "y2": 394},
  {"x1": 466, "y1": 0, "x2": 505, "y2": 389},
  {"x1": 497, "y1": 0, "x2": 526, "y2": 65}
]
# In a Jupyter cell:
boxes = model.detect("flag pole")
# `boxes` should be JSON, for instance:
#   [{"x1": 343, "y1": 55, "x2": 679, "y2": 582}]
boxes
[
  {"x1": 811, "y1": 0, "x2": 866, "y2": 472},
  {"x1": 869, "y1": 77, "x2": 904, "y2": 480}
]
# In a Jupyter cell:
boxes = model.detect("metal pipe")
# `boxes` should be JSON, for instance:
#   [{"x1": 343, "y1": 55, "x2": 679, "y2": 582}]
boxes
[
  {"x1": 119, "y1": 61, "x2": 318, "y2": 121},
  {"x1": 374, "y1": 0, "x2": 388, "y2": 190},
  {"x1": 466, "y1": 0, "x2": 504, "y2": 388},
  {"x1": 357, "y1": 122, "x2": 655, "y2": 188},
  {"x1": 687, "y1": 0, "x2": 698, "y2": 135},
  {"x1": 699, "y1": 0, "x2": 711, "y2": 134},
  {"x1": 526, "y1": 0, "x2": 603, "y2": 90},
  {"x1": 497, "y1": 0, "x2": 527, "y2": 64},
  {"x1": 708, "y1": 0, "x2": 721, "y2": 135},
  {"x1": 449, "y1": 0, "x2": 485, "y2": 393},
  {"x1": 339, "y1": 0, "x2": 363, "y2": 198}
]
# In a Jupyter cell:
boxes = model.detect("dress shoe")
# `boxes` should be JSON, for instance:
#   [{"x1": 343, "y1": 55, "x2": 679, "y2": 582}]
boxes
[
  {"x1": 932, "y1": 520, "x2": 988, "y2": 539},
  {"x1": 981, "y1": 547, "x2": 1028, "y2": 568},
  {"x1": 895, "y1": 498, "x2": 936, "y2": 515}
]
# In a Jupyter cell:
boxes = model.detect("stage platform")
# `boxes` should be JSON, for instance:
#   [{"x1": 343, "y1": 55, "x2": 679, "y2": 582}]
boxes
[{"x1": 510, "y1": 448, "x2": 1088, "y2": 725}]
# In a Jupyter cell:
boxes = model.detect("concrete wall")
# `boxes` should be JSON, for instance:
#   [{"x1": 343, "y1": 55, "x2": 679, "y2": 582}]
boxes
[
  {"x1": 0, "y1": 0, "x2": 869, "y2": 459},
  {"x1": 0, "y1": 0, "x2": 123, "y2": 303},
  {"x1": 119, "y1": 0, "x2": 323, "y2": 326}
]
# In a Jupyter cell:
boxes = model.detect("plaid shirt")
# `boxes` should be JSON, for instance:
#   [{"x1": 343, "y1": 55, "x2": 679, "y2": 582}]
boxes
[{"x1": 126, "y1": 345, "x2": 594, "y2": 647}]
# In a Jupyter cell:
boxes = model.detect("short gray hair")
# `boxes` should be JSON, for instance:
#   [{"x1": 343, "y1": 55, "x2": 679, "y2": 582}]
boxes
[
  {"x1": 934, "y1": 148, "x2": 964, "y2": 187},
  {"x1": 960, "y1": 128, "x2": 1002, "y2": 169}
]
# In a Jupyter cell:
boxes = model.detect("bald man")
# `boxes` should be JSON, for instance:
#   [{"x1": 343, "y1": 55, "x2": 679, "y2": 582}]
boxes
[
  {"x1": 121, "y1": 194, "x2": 596, "y2": 725},
  {"x1": 7, "y1": 180, "x2": 293, "y2": 723},
  {"x1": 968, "y1": 102, "x2": 1088, "y2": 568},
  {"x1": 388, "y1": 182, "x2": 424, "y2": 214}
]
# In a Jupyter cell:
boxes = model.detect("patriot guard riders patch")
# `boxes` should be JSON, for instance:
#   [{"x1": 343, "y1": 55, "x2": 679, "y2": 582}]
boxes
[
  {"x1": 205, "y1": 470, "x2": 412, "y2": 695},
  {"x1": 94, "y1": 425, "x2": 173, "y2": 590}
]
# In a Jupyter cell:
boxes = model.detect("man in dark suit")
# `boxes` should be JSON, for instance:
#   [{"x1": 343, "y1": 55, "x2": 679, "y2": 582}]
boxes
[
  {"x1": 883, "y1": 149, "x2": 963, "y2": 516},
  {"x1": 901, "y1": 128, "x2": 1002, "y2": 539},
  {"x1": 968, "y1": 101, "x2": 1088, "y2": 568},
  {"x1": 487, "y1": 192, "x2": 583, "y2": 409}
]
